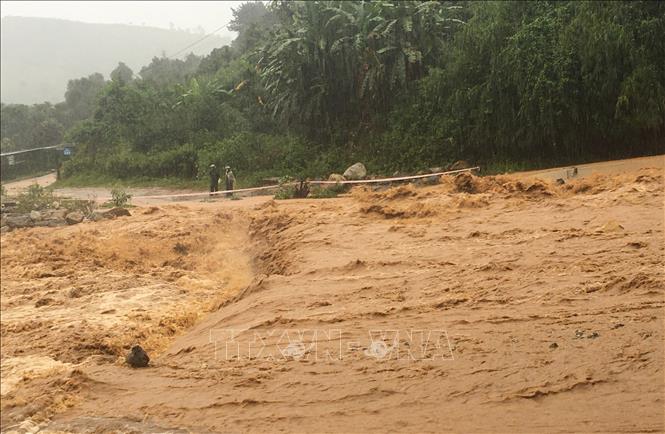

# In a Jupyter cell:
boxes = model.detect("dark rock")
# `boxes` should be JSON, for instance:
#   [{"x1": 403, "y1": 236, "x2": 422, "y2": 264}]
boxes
[
  {"x1": 126, "y1": 345, "x2": 150, "y2": 368},
  {"x1": 549, "y1": 342, "x2": 558, "y2": 349},
  {"x1": 1, "y1": 201, "x2": 17, "y2": 211},
  {"x1": 90, "y1": 207, "x2": 131, "y2": 221},
  {"x1": 103, "y1": 207, "x2": 131, "y2": 218},
  {"x1": 587, "y1": 331, "x2": 600, "y2": 339},
  {"x1": 555, "y1": 178, "x2": 565, "y2": 185},
  {"x1": 454, "y1": 172, "x2": 476, "y2": 193},
  {"x1": 35, "y1": 297, "x2": 56, "y2": 307},
  {"x1": 34, "y1": 218, "x2": 67, "y2": 227},
  {"x1": 65, "y1": 211, "x2": 85, "y2": 225},
  {"x1": 421, "y1": 174, "x2": 440, "y2": 185},
  {"x1": 5, "y1": 214, "x2": 33, "y2": 228}
]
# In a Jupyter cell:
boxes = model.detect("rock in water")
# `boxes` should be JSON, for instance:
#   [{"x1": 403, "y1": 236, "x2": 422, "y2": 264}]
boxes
[
  {"x1": 126, "y1": 345, "x2": 150, "y2": 368},
  {"x1": 103, "y1": 207, "x2": 131, "y2": 218},
  {"x1": 90, "y1": 207, "x2": 132, "y2": 221},
  {"x1": 454, "y1": 172, "x2": 477, "y2": 193},
  {"x1": 343, "y1": 162, "x2": 367, "y2": 180}
]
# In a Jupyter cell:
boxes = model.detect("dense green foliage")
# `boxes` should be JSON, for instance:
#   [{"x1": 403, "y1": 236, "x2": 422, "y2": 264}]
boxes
[
  {"x1": 1, "y1": 72, "x2": 108, "y2": 153},
  {"x1": 2, "y1": 1, "x2": 663, "y2": 184}
]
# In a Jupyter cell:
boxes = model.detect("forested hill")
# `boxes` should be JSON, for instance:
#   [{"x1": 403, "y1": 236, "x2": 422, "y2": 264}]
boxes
[
  {"x1": 1, "y1": 2, "x2": 664, "y2": 183},
  {"x1": 0, "y1": 16, "x2": 230, "y2": 104}
]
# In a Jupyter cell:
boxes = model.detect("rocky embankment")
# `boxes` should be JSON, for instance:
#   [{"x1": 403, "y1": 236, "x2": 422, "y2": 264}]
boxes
[{"x1": 1, "y1": 203, "x2": 130, "y2": 232}]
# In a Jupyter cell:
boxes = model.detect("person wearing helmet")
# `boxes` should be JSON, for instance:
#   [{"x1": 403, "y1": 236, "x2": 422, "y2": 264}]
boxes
[
  {"x1": 225, "y1": 166, "x2": 235, "y2": 197},
  {"x1": 209, "y1": 164, "x2": 220, "y2": 195}
]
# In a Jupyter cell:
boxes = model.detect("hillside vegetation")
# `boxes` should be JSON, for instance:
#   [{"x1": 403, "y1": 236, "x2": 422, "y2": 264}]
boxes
[{"x1": 1, "y1": 1, "x2": 663, "y2": 184}]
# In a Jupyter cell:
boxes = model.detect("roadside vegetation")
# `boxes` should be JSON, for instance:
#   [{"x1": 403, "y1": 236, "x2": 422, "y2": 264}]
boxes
[{"x1": 2, "y1": 1, "x2": 663, "y2": 187}]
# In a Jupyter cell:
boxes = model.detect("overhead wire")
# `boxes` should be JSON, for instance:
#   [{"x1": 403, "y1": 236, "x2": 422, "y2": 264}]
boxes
[{"x1": 166, "y1": 23, "x2": 228, "y2": 58}]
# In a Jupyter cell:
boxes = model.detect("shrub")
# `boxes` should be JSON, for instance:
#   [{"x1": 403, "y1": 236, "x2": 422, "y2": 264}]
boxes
[
  {"x1": 62, "y1": 197, "x2": 97, "y2": 217},
  {"x1": 16, "y1": 184, "x2": 55, "y2": 212},
  {"x1": 274, "y1": 176, "x2": 296, "y2": 200},
  {"x1": 110, "y1": 188, "x2": 132, "y2": 207},
  {"x1": 309, "y1": 183, "x2": 346, "y2": 199}
]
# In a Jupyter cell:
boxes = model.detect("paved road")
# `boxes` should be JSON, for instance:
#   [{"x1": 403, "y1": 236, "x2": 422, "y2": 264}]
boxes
[
  {"x1": 3, "y1": 155, "x2": 663, "y2": 205},
  {"x1": 515, "y1": 154, "x2": 664, "y2": 181},
  {"x1": 3, "y1": 172, "x2": 57, "y2": 194},
  {"x1": 2, "y1": 172, "x2": 207, "y2": 205}
]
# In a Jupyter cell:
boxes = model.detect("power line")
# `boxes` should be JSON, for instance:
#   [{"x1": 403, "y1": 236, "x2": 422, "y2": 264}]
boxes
[{"x1": 167, "y1": 24, "x2": 228, "y2": 58}]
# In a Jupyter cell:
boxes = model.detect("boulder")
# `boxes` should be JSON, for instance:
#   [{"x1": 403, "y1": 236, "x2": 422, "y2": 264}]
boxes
[
  {"x1": 328, "y1": 173, "x2": 346, "y2": 183},
  {"x1": 90, "y1": 207, "x2": 131, "y2": 221},
  {"x1": 5, "y1": 214, "x2": 33, "y2": 228},
  {"x1": 34, "y1": 218, "x2": 67, "y2": 227},
  {"x1": 449, "y1": 160, "x2": 470, "y2": 171},
  {"x1": 46, "y1": 209, "x2": 68, "y2": 220},
  {"x1": 343, "y1": 162, "x2": 367, "y2": 180},
  {"x1": 103, "y1": 207, "x2": 131, "y2": 218},
  {"x1": 454, "y1": 172, "x2": 477, "y2": 193},
  {"x1": 421, "y1": 174, "x2": 440, "y2": 185},
  {"x1": 126, "y1": 345, "x2": 150, "y2": 368},
  {"x1": 65, "y1": 211, "x2": 85, "y2": 225},
  {"x1": 29, "y1": 210, "x2": 42, "y2": 221}
]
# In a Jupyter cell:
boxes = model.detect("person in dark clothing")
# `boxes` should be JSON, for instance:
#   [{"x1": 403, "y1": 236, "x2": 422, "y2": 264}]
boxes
[
  {"x1": 225, "y1": 166, "x2": 235, "y2": 197},
  {"x1": 209, "y1": 164, "x2": 220, "y2": 195}
]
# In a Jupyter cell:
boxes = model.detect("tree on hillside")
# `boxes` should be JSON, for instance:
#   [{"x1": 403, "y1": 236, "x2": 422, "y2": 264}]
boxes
[
  {"x1": 12, "y1": 0, "x2": 660, "y2": 182},
  {"x1": 229, "y1": 1, "x2": 277, "y2": 53},
  {"x1": 62, "y1": 73, "x2": 107, "y2": 124},
  {"x1": 110, "y1": 62, "x2": 134, "y2": 84},
  {"x1": 259, "y1": 1, "x2": 462, "y2": 140},
  {"x1": 197, "y1": 46, "x2": 236, "y2": 75},
  {"x1": 139, "y1": 54, "x2": 201, "y2": 86}
]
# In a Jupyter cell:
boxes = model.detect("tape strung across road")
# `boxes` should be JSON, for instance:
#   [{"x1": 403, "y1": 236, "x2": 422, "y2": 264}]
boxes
[
  {"x1": 102, "y1": 167, "x2": 480, "y2": 201},
  {"x1": 309, "y1": 167, "x2": 480, "y2": 185}
]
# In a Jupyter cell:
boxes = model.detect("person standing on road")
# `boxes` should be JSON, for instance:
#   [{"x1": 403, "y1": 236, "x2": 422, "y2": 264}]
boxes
[
  {"x1": 209, "y1": 164, "x2": 220, "y2": 195},
  {"x1": 225, "y1": 166, "x2": 235, "y2": 197}
]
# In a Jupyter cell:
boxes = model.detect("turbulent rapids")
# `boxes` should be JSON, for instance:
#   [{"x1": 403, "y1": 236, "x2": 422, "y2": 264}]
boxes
[{"x1": 1, "y1": 157, "x2": 664, "y2": 432}]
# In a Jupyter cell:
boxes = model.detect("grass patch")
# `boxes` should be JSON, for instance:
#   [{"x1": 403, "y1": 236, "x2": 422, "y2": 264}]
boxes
[
  {"x1": 53, "y1": 172, "x2": 270, "y2": 191},
  {"x1": 54, "y1": 173, "x2": 207, "y2": 189},
  {"x1": 309, "y1": 183, "x2": 347, "y2": 199},
  {"x1": 274, "y1": 176, "x2": 310, "y2": 200},
  {"x1": 7, "y1": 183, "x2": 97, "y2": 216}
]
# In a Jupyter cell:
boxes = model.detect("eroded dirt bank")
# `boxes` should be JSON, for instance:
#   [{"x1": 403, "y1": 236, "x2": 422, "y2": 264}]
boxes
[{"x1": 1, "y1": 159, "x2": 664, "y2": 433}]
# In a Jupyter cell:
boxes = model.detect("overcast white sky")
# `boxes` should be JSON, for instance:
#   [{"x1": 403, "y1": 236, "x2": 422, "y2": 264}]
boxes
[{"x1": 0, "y1": 1, "x2": 245, "y2": 38}]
